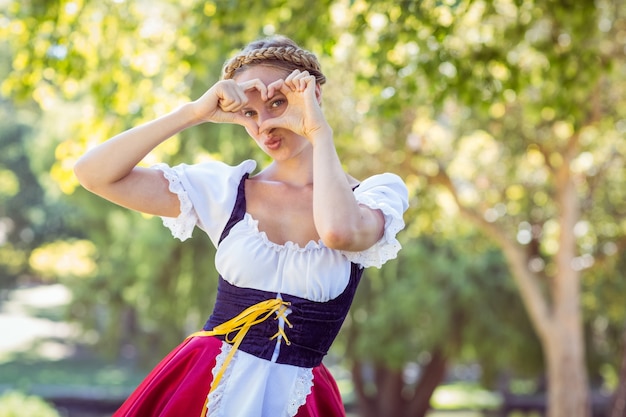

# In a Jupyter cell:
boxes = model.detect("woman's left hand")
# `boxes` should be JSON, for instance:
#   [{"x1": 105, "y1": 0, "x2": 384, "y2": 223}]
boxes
[{"x1": 260, "y1": 70, "x2": 330, "y2": 141}]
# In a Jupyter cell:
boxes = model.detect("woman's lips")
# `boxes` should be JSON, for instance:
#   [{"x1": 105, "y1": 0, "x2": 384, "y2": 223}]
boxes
[{"x1": 264, "y1": 136, "x2": 281, "y2": 150}]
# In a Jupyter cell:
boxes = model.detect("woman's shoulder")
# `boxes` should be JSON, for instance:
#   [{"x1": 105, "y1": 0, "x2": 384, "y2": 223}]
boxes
[
  {"x1": 153, "y1": 159, "x2": 257, "y2": 244},
  {"x1": 180, "y1": 159, "x2": 256, "y2": 176},
  {"x1": 154, "y1": 159, "x2": 256, "y2": 187},
  {"x1": 352, "y1": 172, "x2": 406, "y2": 191}
]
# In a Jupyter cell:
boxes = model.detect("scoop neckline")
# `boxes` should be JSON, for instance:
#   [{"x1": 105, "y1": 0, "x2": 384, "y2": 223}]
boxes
[{"x1": 243, "y1": 213, "x2": 325, "y2": 252}]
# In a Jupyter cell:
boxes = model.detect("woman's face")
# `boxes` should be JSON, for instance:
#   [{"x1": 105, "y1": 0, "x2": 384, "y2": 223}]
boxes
[{"x1": 233, "y1": 65, "x2": 312, "y2": 160}]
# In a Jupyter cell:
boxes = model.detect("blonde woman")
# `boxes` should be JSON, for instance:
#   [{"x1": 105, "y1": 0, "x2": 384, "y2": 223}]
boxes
[{"x1": 74, "y1": 35, "x2": 408, "y2": 417}]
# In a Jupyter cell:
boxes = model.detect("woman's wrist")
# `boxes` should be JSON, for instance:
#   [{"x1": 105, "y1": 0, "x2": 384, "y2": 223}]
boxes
[
  {"x1": 177, "y1": 102, "x2": 207, "y2": 128},
  {"x1": 309, "y1": 124, "x2": 334, "y2": 145}
]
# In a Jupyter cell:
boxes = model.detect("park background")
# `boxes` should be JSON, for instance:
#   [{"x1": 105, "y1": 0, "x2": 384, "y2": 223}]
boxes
[{"x1": 1, "y1": 0, "x2": 625, "y2": 416}]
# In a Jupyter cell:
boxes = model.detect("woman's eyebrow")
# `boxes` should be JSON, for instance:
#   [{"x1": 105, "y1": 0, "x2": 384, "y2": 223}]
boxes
[{"x1": 268, "y1": 92, "x2": 286, "y2": 101}]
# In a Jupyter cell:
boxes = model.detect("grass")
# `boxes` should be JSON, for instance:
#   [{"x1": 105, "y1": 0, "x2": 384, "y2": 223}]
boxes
[
  {"x1": 432, "y1": 382, "x2": 502, "y2": 410},
  {"x1": 0, "y1": 355, "x2": 145, "y2": 399}
]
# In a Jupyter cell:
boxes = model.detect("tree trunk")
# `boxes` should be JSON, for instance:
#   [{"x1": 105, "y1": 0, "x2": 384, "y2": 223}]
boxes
[
  {"x1": 543, "y1": 325, "x2": 591, "y2": 417},
  {"x1": 406, "y1": 348, "x2": 448, "y2": 417},
  {"x1": 351, "y1": 361, "x2": 377, "y2": 417},
  {"x1": 542, "y1": 160, "x2": 591, "y2": 417},
  {"x1": 482, "y1": 141, "x2": 591, "y2": 417},
  {"x1": 352, "y1": 364, "x2": 404, "y2": 417},
  {"x1": 463, "y1": 206, "x2": 592, "y2": 417},
  {"x1": 375, "y1": 366, "x2": 404, "y2": 417},
  {"x1": 610, "y1": 327, "x2": 626, "y2": 417},
  {"x1": 351, "y1": 350, "x2": 448, "y2": 417}
]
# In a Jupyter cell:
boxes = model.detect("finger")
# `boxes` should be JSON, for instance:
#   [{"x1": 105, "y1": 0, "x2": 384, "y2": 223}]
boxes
[
  {"x1": 258, "y1": 116, "x2": 284, "y2": 135},
  {"x1": 223, "y1": 79, "x2": 249, "y2": 106},
  {"x1": 232, "y1": 85, "x2": 250, "y2": 105},
  {"x1": 267, "y1": 79, "x2": 284, "y2": 99},
  {"x1": 284, "y1": 69, "x2": 302, "y2": 91},
  {"x1": 239, "y1": 79, "x2": 268, "y2": 101},
  {"x1": 218, "y1": 91, "x2": 247, "y2": 112},
  {"x1": 295, "y1": 71, "x2": 311, "y2": 92},
  {"x1": 220, "y1": 99, "x2": 245, "y2": 113},
  {"x1": 217, "y1": 96, "x2": 233, "y2": 108},
  {"x1": 243, "y1": 119, "x2": 259, "y2": 136},
  {"x1": 218, "y1": 97, "x2": 235, "y2": 112},
  {"x1": 230, "y1": 113, "x2": 259, "y2": 136},
  {"x1": 216, "y1": 86, "x2": 246, "y2": 113},
  {"x1": 285, "y1": 69, "x2": 301, "y2": 83},
  {"x1": 302, "y1": 75, "x2": 317, "y2": 97}
]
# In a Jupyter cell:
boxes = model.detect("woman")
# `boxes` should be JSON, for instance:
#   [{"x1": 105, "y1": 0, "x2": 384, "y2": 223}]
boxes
[{"x1": 74, "y1": 35, "x2": 408, "y2": 417}]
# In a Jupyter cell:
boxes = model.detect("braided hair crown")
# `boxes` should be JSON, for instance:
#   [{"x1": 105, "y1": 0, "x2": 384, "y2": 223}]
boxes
[{"x1": 222, "y1": 35, "x2": 326, "y2": 85}]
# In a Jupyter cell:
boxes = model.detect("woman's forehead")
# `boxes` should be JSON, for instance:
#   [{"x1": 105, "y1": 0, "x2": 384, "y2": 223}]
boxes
[{"x1": 233, "y1": 64, "x2": 290, "y2": 84}]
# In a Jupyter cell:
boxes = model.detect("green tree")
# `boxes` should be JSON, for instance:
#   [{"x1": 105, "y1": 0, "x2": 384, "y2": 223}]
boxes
[
  {"x1": 4, "y1": 1, "x2": 626, "y2": 417},
  {"x1": 340, "y1": 1, "x2": 626, "y2": 416},
  {"x1": 5, "y1": 4, "x2": 526, "y2": 415},
  {"x1": 341, "y1": 232, "x2": 542, "y2": 417},
  {"x1": 0, "y1": 96, "x2": 81, "y2": 287},
  {"x1": 1, "y1": 0, "x2": 341, "y2": 361}
]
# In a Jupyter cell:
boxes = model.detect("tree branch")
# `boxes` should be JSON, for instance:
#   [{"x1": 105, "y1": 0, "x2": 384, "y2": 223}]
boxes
[
  {"x1": 425, "y1": 165, "x2": 554, "y2": 340},
  {"x1": 553, "y1": 134, "x2": 582, "y2": 314}
]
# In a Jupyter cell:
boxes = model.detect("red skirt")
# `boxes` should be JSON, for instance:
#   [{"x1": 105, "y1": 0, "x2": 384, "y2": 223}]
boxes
[{"x1": 113, "y1": 336, "x2": 346, "y2": 417}]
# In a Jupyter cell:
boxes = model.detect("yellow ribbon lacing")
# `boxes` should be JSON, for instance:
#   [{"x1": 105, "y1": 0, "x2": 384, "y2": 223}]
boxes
[{"x1": 187, "y1": 298, "x2": 293, "y2": 406}]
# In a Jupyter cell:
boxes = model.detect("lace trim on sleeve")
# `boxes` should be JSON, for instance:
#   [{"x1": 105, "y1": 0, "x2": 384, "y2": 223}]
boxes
[
  {"x1": 287, "y1": 368, "x2": 314, "y2": 416},
  {"x1": 341, "y1": 193, "x2": 405, "y2": 268},
  {"x1": 153, "y1": 163, "x2": 197, "y2": 241}
]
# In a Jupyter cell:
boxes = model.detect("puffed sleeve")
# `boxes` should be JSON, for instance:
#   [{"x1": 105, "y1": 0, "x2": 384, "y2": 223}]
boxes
[
  {"x1": 153, "y1": 159, "x2": 257, "y2": 246},
  {"x1": 341, "y1": 173, "x2": 409, "y2": 268}
]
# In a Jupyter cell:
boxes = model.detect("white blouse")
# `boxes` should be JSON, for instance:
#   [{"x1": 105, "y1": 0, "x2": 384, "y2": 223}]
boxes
[{"x1": 153, "y1": 159, "x2": 408, "y2": 417}]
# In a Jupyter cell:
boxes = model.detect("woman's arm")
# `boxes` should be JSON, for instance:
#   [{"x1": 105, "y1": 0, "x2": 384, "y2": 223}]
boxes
[
  {"x1": 74, "y1": 79, "x2": 267, "y2": 216},
  {"x1": 262, "y1": 70, "x2": 385, "y2": 251},
  {"x1": 74, "y1": 104, "x2": 199, "y2": 216},
  {"x1": 310, "y1": 126, "x2": 385, "y2": 251}
]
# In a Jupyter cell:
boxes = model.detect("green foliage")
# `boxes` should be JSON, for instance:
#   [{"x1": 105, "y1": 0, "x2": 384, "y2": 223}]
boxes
[
  {"x1": 326, "y1": 4, "x2": 625, "y2": 400},
  {"x1": 1, "y1": 0, "x2": 342, "y2": 364},
  {"x1": 2, "y1": 0, "x2": 626, "y2": 408},
  {"x1": 583, "y1": 249, "x2": 626, "y2": 386},
  {"x1": 0, "y1": 391, "x2": 60, "y2": 417},
  {"x1": 0, "y1": 104, "x2": 80, "y2": 286},
  {"x1": 344, "y1": 232, "x2": 542, "y2": 384}
]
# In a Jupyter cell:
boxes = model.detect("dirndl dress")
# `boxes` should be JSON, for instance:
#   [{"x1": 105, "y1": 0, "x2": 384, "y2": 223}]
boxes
[{"x1": 113, "y1": 159, "x2": 408, "y2": 417}]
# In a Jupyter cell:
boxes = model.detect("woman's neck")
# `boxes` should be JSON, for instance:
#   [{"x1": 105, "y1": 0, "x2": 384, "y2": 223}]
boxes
[
  {"x1": 257, "y1": 160, "x2": 313, "y2": 186},
  {"x1": 257, "y1": 145, "x2": 314, "y2": 186}
]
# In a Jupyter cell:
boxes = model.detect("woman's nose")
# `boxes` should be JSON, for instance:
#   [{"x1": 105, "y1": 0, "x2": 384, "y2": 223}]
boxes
[
  {"x1": 254, "y1": 109, "x2": 275, "y2": 130},
  {"x1": 257, "y1": 108, "x2": 271, "y2": 123}
]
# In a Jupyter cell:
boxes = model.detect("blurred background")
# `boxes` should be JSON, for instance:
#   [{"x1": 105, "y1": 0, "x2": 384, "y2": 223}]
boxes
[{"x1": 1, "y1": 0, "x2": 625, "y2": 416}]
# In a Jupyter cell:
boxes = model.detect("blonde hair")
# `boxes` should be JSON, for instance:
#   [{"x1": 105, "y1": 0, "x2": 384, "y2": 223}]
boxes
[{"x1": 222, "y1": 36, "x2": 326, "y2": 85}]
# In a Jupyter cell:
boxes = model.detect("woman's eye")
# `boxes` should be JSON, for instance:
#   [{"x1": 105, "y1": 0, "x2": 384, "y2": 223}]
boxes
[
  {"x1": 243, "y1": 110, "x2": 256, "y2": 118},
  {"x1": 270, "y1": 99, "x2": 285, "y2": 108}
]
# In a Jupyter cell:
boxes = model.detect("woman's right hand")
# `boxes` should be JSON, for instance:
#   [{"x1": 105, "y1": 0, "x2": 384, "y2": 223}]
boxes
[{"x1": 191, "y1": 79, "x2": 268, "y2": 135}]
